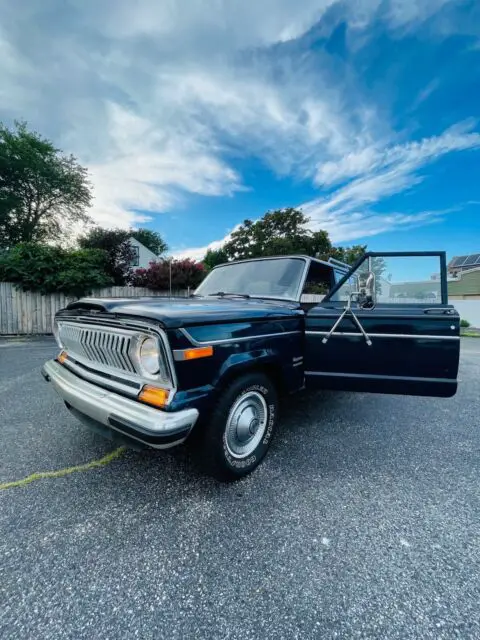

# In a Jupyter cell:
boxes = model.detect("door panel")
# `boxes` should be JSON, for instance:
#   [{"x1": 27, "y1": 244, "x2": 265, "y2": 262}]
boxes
[{"x1": 304, "y1": 252, "x2": 460, "y2": 398}]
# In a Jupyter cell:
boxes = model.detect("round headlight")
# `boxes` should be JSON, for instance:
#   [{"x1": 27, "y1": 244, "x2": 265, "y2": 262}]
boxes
[{"x1": 139, "y1": 337, "x2": 160, "y2": 375}]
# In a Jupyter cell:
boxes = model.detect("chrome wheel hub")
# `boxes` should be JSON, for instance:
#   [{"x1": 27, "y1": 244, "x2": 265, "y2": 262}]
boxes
[{"x1": 225, "y1": 391, "x2": 268, "y2": 459}]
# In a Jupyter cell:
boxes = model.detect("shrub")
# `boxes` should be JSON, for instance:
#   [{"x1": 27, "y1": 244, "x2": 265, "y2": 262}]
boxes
[
  {"x1": 131, "y1": 258, "x2": 205, "y2": 291},
  {"x1": 460, "y1": 319, "x2": 471, "y2": 328},
  {"x1": 78, "y1": 228, "x2": 135, "y2": 286},
  {"x1": 0, "y1": 242, "x2": 112, "y2": 296}
]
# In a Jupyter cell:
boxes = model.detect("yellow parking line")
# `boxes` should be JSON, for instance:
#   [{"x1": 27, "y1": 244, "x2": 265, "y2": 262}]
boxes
[{"x1": 0, "y1": 447, "x2": 126, "y2": 491}]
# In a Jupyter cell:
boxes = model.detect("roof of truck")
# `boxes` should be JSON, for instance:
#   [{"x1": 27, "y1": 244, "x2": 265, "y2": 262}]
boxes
[{"x1": 213, "y1": 255, "x2": 342, "y2": 269}]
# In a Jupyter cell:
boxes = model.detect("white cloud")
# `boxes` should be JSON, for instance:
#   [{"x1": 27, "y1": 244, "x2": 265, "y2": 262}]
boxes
[
  {"x1": 73, "y1": 0, "x2": 337, "y2": 45},
  {"x1": 0, "y1": 0, "x2": 474, "y2": 240},
  {"x1": 175, "y1": 121, "x2": 480, "y2": 257},
  {"x1": 410, "y1": 78, "x2": 441, "y2": 111},
  {"x1": 315, "y1": 119, "x2": 480, "y2": 186},
  {"x1": 173, "y1": 233, "x2": 237, "y2": 262},
  {"x1": 301, "y1": 121, "x2": 480, "y2": 240}
]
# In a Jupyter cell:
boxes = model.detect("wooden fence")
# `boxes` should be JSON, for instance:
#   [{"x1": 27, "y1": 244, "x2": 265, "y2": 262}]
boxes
[{"x1": 0, "y1": 283, "x2": 188, "y2": 335}]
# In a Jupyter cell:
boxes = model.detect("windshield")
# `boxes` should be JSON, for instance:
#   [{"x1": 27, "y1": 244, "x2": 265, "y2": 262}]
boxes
[{"x1": 195, "y1": 258, "x2": 307, "y2": 300}]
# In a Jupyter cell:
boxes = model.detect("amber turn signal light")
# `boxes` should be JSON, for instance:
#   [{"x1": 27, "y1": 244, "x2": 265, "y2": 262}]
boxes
[
  {"x1": 138, "y1": 385, "x2": 170, "y2": 408},
  {"x1": 184, "y1": 346, "x2": 213, "y2": 360},
  {"x1": 174, "y1": 345, "x2": 214, "y2": 361},
  {"x1": 57, "y1": 351, "x2": 68, "y2": 364}
]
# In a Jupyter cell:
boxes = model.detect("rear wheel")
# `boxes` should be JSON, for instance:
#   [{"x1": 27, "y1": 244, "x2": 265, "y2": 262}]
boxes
[{"x1": 198, "y1": 372, "x2": 279, "y2": 482}]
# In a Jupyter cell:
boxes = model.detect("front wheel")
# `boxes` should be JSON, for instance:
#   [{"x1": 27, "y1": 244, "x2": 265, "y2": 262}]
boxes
[{"x1": 198, "y1": 372, "x2": 279, "y2": 482}]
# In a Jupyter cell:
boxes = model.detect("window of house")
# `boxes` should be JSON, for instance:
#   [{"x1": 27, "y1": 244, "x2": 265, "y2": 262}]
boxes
[{"x1": 131, "y1": 246, "x2": 140, "y2": 267}]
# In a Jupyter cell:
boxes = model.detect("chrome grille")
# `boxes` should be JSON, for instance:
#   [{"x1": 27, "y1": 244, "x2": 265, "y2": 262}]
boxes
[{"x1": 58, "y1": 323, "x2": 137, "y2": 373}]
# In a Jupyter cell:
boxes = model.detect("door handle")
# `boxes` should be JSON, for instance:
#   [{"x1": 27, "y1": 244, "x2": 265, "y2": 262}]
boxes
[{"x1": 423, "y1": 308, "x2": 455, "y2": 315}]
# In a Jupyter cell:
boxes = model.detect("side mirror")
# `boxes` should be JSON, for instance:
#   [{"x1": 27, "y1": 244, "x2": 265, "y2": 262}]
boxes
[{"x1": 358, "y1": 271, "x2": 376, "y2": 308}]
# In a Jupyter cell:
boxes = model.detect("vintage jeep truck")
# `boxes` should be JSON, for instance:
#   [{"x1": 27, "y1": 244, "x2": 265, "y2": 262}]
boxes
[{"x1": 42, "y1": 251, "x2": 460, "y2": 481}]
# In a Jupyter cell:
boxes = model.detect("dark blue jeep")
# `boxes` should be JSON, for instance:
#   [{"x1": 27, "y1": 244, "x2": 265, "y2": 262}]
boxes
[{"x1": 42, "y1": 252, "x2": 460, "y2": 481}]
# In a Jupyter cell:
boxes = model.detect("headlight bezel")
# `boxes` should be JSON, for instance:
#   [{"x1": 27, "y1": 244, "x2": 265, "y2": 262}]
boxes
[{"x1": 131, "y1": 333, "x2": 172, "y2": 384}]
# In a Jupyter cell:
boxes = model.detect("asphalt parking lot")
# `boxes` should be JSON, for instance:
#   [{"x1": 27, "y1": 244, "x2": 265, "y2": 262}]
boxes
[{"x1": 1, "y1": 337, "x2": 479, "y2": 640}]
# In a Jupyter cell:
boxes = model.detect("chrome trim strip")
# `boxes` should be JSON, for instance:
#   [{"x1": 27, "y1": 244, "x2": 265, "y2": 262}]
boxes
[
  {"x1": 304, "y1": 370, "x2": 455, "y2": 383},
  {"x1": 180, "y1": 328, "x2": 302, "y2": 346},
  {"x1": 305, "y1": 331, "x2": 460, "y2": 341},
  {"x1": 63, "y1": 358, "x2": 142, "y2": 398},
  {"x1": 295, "y1": 257, "x2": 312, "y2": 302},
  {"x1": 43, "y1": 360, "x2": 198, "y2": 449},
  {"x1": 306, "y1": 312, "x2": 458, "y2": 320}
]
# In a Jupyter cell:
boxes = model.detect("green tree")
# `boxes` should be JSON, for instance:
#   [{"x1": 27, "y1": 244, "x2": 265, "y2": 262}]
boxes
[
  {"x1": 329, "y1": 244, "x2": 367, "y2": 265},
  {"x1": 0, "y1": 121, "x2": 92, "y2": 248},
  {"x1": 130, "y1": 228, "x2": 167, "y2": 256},
  {"x1": 203, "y1": 247, "x2": 229, "y2": 270},
  {"x1": 78, "y1": 227, "x2": 135, "y2": 285},
  {"x1": 201, "y1": 208, "x2": 372, "y2": 271},
  {"x1": 0, "y1": 243, "x2": 112, "y2": 296},
  {"x1": 219, "y1": 208, "x2": 333, "y2": 261}
]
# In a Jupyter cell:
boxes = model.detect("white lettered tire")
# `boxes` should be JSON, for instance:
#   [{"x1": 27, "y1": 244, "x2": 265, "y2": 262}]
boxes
[{"x1": 198, "y1": 372, "x2": 278, "y2": 482}]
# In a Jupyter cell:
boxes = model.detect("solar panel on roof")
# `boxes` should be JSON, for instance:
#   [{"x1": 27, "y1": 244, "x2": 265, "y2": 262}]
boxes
[
  {"x1": 476, "y1": 256, "x2": 480, "y2": 265},
  {"x1": 450, "y1": 256, "x2": 467, "y2": 267},
  {"x1": 463, "y1": 253, "x2": 480, "y2": 266}
]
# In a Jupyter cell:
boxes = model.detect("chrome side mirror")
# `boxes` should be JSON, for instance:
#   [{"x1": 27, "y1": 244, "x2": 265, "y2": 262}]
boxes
[{"x1": 358, "y1": 271, "x2": 376, "y2": 308}]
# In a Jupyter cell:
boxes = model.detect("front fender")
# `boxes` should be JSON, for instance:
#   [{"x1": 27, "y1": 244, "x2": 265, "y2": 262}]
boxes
[{"x1": 215, "y1": 349, "x2": 280, "y2": 387}]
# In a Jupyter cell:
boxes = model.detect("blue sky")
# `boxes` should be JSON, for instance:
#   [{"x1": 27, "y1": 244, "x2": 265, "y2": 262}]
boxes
[{"x1": 1, "y1": 1, "x2": 479, "y2": 259}]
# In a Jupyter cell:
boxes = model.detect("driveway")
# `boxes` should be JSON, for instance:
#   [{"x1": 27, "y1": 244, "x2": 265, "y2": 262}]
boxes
[{"x1": 1, "y1": 337, "x2": 479, "y2": 639}]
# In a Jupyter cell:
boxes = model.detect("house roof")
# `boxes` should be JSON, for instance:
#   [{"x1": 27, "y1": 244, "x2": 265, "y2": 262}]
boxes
[{"x1": 448, "y1": 254, "x2": 480, "y2": 270}]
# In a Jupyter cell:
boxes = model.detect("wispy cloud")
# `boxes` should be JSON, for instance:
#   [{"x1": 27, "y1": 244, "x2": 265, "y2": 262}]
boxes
[
  {"x1": 174, "y1": 121, "x2": 480, "y2": 257},
  {"x1": 409, "y1": 78, "x2": 441, "y2": 111},
  {"x1": 314, "y1": 119, "x2": 480, "y2": 187},
  {"x1": 0, "y1": 0, "x2": 475, "y2": 239}
]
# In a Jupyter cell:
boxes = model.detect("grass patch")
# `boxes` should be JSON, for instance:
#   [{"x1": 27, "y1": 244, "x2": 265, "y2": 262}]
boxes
[{"x1": 0, "y1": 447, "x2": 126, "y2": 490}]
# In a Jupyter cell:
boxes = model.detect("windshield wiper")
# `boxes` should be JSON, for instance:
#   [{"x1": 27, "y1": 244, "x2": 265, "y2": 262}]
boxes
[{"x1": 207, "y1": 291, "x2": 251, "y2": 299}]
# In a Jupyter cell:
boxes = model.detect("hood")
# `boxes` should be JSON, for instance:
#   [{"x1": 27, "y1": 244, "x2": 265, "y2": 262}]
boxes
[{"x1": 61, "y1": 295, "x2": 303, "y2": 329}]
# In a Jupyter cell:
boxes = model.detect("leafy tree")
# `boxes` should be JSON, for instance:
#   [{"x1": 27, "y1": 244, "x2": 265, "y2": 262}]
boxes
[
  {"x1": 329, "y1": 244, "x2": 367, "y2": 266},
  {"x1": 203, "y1": 247, "x2": 229, "y2": 270},
  {"x1": 201, "y1": 208, "x2": 370, "y2": 266},
  {"x1": 131, "y1": 258, "x2": 205, "y2": 290},
  {"x1": 0, "y1": 243, "x2": 112, "y2": 296},
  {"x1": 130, "y1": 228, "x2": 167, "y2": 256},
  {"x1": 0, "y1": 121, "x2": 92, "y2": 248},
  {"x1": 215, "y1": 208, "x2": 333, "y2": 261},
  {"x1": 78, "y1": 227, "x2": 135, "y2": 285}
]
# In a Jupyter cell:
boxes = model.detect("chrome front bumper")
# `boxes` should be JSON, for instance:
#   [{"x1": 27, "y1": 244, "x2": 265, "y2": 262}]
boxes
[{"x1": 42, "y1": 360, "x2": 199, "y2": 449}]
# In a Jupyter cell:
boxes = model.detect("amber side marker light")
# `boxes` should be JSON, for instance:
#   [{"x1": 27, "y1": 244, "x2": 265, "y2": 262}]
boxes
[
  {"x1": 57, "y1": 351, "x2": 68, "y2": 364},
  {"x1": 175, "y1": 345, "x2": 214, "y2": 361},
  {"x1": 138, "y1": 385, "x2": 170, "y2": 408}
]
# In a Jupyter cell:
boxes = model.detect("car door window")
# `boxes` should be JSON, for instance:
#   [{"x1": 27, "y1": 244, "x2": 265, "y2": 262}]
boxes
[
  {"x1": 330, "y1": 254, "x2": 444, "y2": 304},
  {"x1": 300, "y1": 261, "x2": 335, "y2": 303}
]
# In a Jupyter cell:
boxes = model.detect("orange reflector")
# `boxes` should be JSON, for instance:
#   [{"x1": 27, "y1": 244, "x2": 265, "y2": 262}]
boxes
[
  {"x1": 138, "y1": 385, "x2": 169, "y2": 408},
  {"x1": 57, "y1": 351, "x2": 68, "y2": 364},
  {"x1": 182, "y1": 346, "x2": 214, "y2": 361}
]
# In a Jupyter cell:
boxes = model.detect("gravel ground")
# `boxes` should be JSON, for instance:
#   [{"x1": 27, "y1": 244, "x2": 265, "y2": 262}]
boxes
[{"x1": 1, "y1": 337, "x2": 479, "y2": 640}]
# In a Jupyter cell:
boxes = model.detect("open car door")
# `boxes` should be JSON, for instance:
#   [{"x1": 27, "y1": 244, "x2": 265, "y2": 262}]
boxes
[{"x1": 304, "y1": 252, "x2": 460, "y2": 397}]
